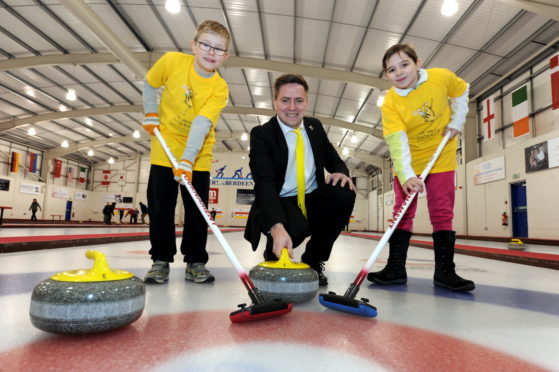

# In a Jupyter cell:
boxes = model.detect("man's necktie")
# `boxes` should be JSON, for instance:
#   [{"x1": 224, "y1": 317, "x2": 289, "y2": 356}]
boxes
[{"x1": 294, "y1": 127, "x2": 307, "y2": 218}]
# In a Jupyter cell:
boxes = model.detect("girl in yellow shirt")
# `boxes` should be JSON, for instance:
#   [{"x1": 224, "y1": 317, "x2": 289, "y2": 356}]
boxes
[{"x1": 367, "y1": 44, "x2": 474, "y2": 292}]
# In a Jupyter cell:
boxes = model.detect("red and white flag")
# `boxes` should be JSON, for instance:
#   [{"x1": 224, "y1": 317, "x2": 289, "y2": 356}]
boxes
[
  {"x1": 53, "y1": 159, "x2": 62, "y2": 178},
  {"x1": 481, "y1": 95, "x2": 496, "y2": 141},
  {"x1": 551, "y1": 54, "x2": 559, "y2": 110},
  {"x1": 101, "y1": 169, "x2": 111, "y2": 186},
  {"x1": 66, "y1": 166, "x2": 74, "y2": 186}
]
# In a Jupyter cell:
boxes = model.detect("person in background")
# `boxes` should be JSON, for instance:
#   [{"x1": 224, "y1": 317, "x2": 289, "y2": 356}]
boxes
[
  {"x1": 29, "y1": 198, "x2": 41, "y2": 221},
  {"x1": 141, "y1": 20, "x2": 230, "y2": 285},
  {"x1": 367, "y1": 43, "x2": 474, "y2": 292},
  {"x1": 139, "y1": 202, "x2": 149, "y2": 224},
  {"x1": 126, "y1": 208, "x2": 138, "y2": 224}
]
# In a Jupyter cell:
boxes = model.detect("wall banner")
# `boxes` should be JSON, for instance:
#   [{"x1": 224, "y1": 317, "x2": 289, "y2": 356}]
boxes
[
  {"x1": 473, "y1": 156, "x2": 505, "y2": 185},
  {"x1": 20, "y1": 182, "x2": 41, "y2": 195}
]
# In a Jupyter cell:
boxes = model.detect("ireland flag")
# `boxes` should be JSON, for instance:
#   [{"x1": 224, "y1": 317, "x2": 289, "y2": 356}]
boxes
[{"x1": 511, "y1": 85, "x2": 530, "y2": 137}]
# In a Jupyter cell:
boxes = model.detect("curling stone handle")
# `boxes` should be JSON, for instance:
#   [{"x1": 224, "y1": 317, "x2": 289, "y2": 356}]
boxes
[{"x1": 86, "y1": 250, "x2": 113, "y2": 278}]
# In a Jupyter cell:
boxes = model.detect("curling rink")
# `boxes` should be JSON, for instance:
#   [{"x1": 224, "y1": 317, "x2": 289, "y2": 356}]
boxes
[{"x1": 0, "y1": 229, "x2": 558, "y2": 371}]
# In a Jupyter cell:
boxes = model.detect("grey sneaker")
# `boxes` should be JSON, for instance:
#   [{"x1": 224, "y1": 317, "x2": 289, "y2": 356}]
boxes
[
  {"x1": 185, "y1": 263, "x2": 215, "y2": 283},
  {"x1": 144, "y1": 261, "x2": 170, "y2": 284}
]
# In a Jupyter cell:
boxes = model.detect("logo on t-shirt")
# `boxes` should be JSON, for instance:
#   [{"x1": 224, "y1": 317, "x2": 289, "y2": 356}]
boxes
[
  {"x1": 413, "y1": 99, "x2": 435, "y2": 122},
  {"x1": 183, "y1": 84, "x2": 193, "y2": 109}
]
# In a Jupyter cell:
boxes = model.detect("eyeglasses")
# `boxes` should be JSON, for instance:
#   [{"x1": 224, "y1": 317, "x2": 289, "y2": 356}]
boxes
[{"x1": 196, "y1": 41, "x2": 227, "y2": 56}]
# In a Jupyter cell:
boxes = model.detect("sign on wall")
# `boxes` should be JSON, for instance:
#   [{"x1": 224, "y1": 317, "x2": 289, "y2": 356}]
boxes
[
  {"x1": 525, "y1": 141, "x2": 549, "y2": 173},
  {"x1": 524, "y1": 137, "x2": 559, "y2": 173},
  {"x1": 548, "y1": 137, "x2": 559, "y2": 168},
  {"x1": 209, "y1": 188, "x2": 219, "y2": 204},
  {"x1": 236, "y1": 189, "x2": 255, "y2": 205},
  {"x1": 0, "y1": 179, "x2": 10, "y2": 191},
  {"x1": 52, "y1": 187, "x2": 69, "y2": 199},
  {"x1": 20, "y1": 182, "x2": 40, "y2": 195},
  {"x1": 473, "y1": 156, "x2": 505, "y2": 185},
  {"x1": 75, "y1": 192, "x2": 88, "y2": 200}
]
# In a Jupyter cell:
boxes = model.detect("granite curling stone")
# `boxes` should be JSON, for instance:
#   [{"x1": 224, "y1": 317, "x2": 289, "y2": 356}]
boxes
[
  {"x1": 30, "y1": 250, "x2": 145, "y2": 334},
  {"x1": 249, "y1": 249, "x2": 318, "y2": 304}
]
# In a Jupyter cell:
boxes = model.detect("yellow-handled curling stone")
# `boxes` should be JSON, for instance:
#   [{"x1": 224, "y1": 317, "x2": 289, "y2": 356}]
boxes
[
  {"x1": 248, "y1": 249, "x2": 318, "y2": 304},
  {"x1": 30, "y1": 250, "x2": 145, "y2": 334}
]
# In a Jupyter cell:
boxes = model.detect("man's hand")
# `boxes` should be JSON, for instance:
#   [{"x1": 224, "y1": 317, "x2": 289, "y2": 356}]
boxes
[
  {"x1": 142, "y1": 113, "x2": 160, "y2": 135},
  {"x1": 402, "y1": 176, "x2": 424, "y2": 196},
  {"x1": 326, "y1": 172, "x2": 355, "y2": 191},
  {"x1": 270, "y1": 223, "x2": 293, "y2": 259},
  {"x1": 174, "y1": 160, "x2": 193, "y2": 183}
]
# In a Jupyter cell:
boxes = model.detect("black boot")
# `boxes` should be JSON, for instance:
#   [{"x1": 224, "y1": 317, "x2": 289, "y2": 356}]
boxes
[
  {"x1": 367, "y1": 229, "x2": 412, "y2": 284},
  {"x1": 433, "y1": 230, "x2": 475, "y2": 292}
]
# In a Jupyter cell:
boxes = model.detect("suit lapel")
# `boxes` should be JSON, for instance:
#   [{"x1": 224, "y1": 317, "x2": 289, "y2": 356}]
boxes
[
  {"x1": 304, "y1": 118, "x2": 322, "y2": 172},
  {"x1": 271, "y1": 117, "x2": 289, "y2": 175}
]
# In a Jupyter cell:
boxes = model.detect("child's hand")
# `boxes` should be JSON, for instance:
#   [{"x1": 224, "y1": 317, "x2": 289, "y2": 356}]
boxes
[
  {"x1": 444, "y1": 127, "x2": 459, "y2": 139},
  {"x1": 142, "y1": 113, "x2": 160, "y2": 135},
  {"x1": 402, "y1": 177, "x2": 424, "y2": 195},
  {"x1": 174, "y1": 160, "x2": 193, "y2": 183}
]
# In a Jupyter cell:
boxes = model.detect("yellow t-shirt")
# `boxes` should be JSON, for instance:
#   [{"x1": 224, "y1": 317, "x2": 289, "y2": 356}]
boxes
[
  {"x1": 146, "y1": 52, "x2": 228, "y2": 170},
  {"x1": 382, "y1": 68, "x2": 467, "y2": 175}
]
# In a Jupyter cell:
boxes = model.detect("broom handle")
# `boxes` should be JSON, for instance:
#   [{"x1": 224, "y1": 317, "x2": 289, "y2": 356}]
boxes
[
  {"x1": 153, "y1": 128, "x2": 253, "y2": 289},
  {"x1": 355, "y1": 132, "x2": 452, "y2": 287}
]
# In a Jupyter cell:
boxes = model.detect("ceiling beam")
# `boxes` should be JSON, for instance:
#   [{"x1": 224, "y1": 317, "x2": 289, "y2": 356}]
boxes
[
  {"x1": 334, "y1": 148, "x2": 383, "y2": 169},
  {"x1": 1, "y1": 105, "x2": 384, "y2": 138},
  {"x1": 0, "y1": 53, "x2": 392, "y2": 91},
  {"x1": 59, "y1": 0, "x2": 147, "y2": 79},
  {"x1": 494, "y1": 0, "x2": 559, "y2": 21}
]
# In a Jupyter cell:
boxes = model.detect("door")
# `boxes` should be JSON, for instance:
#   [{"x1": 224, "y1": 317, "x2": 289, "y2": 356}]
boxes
[
  {"x1": 65, "y1": 200, "x2": 73, "y2": 221},
  {"x1": 510, "y1": 182, "x2": 528, "y2": 238}
]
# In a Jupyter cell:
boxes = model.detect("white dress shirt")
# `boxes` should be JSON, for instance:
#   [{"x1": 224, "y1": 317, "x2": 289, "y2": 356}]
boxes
[{"x1": 277, "y1": 117, "x2": 318, "y2": 197}]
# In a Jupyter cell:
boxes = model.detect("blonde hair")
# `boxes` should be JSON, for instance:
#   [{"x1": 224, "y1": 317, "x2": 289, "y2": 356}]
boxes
[{"x1": 194, "y1": 20, "x2": 231, "y2": 49}]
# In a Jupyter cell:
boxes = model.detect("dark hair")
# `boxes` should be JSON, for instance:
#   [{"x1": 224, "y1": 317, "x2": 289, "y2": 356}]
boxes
[
  {"x1": 273, "y1": 74, "x2": 308, "y2": 99},
  {"x1": 382, "y1": 43, "x2": 419, "y2": 72}
]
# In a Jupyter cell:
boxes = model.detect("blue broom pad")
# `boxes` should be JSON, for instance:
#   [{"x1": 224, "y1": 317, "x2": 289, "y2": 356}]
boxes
[{"x1": 319, "y1": 293, "x2": 377, "y2": 318}]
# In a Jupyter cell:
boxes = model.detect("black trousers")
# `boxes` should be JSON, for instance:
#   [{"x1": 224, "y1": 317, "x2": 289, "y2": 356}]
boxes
[
  {"x1": 264, "y1": 183, "x2": 355, "y2": 264},
  {"x1": 147, "y1": 165, "x2": 210, "y2": 263},
  {"x1": 31, "y1": 211, "x2": 38, "y2": 221}
]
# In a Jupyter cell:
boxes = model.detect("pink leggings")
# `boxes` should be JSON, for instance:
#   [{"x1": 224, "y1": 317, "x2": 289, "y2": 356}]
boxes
[{"x1": 393, "y1": 170, "x2": 455, "y2": 233}]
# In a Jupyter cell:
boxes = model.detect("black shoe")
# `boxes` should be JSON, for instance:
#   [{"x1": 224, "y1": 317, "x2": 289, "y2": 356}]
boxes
[
  {"x1": 367, "y1": 265, "x2": 407, "y2": 285},
  {"x1": 434, "y1": 272, "x2": 475, "y2": 292},
  {"x1": 308, "y1": 261, "x2": 328, "y2": 287}
]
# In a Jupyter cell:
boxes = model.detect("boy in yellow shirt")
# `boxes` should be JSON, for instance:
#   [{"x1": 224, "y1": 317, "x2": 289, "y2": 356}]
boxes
[
  {"x1": 142, "y1": 20, "x2": 230, "y2": 284},
  {"x1": 367, "y1": 43, "x2": 474, "y2": 292}
]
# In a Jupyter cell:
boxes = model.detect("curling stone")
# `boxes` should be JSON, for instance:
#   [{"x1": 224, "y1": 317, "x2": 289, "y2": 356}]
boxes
[
  {"x1": 507, "y1": 238, "x2": 526, "y2": 251},
  {"x1": 30, "y1": 250, "x2": 145, "y2": 334},
  {"x1": 249, "y1": 249, "x2": 318, "y2": 304}
]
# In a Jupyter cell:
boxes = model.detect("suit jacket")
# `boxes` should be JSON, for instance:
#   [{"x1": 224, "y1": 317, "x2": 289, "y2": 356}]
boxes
[{"x1": 244, "y1": 116, "x2": 349, "y2": 251}]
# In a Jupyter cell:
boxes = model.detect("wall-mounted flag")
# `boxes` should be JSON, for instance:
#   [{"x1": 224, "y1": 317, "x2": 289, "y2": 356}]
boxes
[
  {"x1": 481, "y1": 96, "x2": 496, "y2": 141},
  {"x1": 10, "y1": 152, "x2": 19, "y2": 173},
  {"x1": 67, "y1": 166, "x2": 74, "y2": 185},
  {"x1": 101, "y1": 169, "x2": 111, "y2": 185},
  {"x1": 28, "y1": 152, "x2": 37, "y2": 173},
  {"x1": 551, "y1": 54, "x2": 559, "y2": 110},
  {"x1": 511, "y1": 85, "x2": 530, "y2": 138},
  {"x1": 53, "y1": 159, "x2": 62, "y2": 178},
  {"x1": 79, "y1": 167, "x2": 87, "y2": 183}
]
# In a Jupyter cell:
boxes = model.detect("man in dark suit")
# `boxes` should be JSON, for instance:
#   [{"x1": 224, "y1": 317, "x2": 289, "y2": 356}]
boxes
[{"x1": 244, "y1": 74, "x2": 356, "y2": 286}]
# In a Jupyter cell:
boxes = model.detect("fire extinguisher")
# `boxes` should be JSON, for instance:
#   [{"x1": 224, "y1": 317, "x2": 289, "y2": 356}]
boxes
[{"x1": 501, "y1": 211, "x2": 508, "y2": 226}]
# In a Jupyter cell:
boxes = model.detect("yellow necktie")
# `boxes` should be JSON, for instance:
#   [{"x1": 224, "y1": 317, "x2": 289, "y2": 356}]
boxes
[{"x1": 294, "y1": 128, "x2": 307, "y2": 218}]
